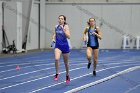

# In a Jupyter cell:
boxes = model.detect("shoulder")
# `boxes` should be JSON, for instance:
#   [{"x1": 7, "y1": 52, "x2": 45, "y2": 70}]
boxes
[
  {"x1": 55, "y1": 25, "x2": 59, "y2": 28},
  {"x1": 86, "y1": 26, "x2": 90, "y2": 30},
  {"x1": 95, "y1": 26, "x2": 100, "y2": 29},
  {"x1": 64, "y1": 24, "x2": 69, "y2": 28},
  {"x1": 95, "y1": 26, "x2": 101, "y2": 31},
  {"x1": 64, "y1": 24, "x2": 69, "y2": 30},
  {"x1": 84, "y1": 27, "x2": 89, "y2": 33}
]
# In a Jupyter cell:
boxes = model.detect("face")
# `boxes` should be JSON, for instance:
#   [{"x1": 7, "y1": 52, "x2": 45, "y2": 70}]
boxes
[
  {"x1": 89, "y1": 18, "x2": 95, "y2": 26},
  {"x1": 58, "y1": 16, "x2": 65, "y2": 25}
]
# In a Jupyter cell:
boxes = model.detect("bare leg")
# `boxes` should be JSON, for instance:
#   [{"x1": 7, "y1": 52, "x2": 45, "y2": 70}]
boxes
[
  {"x1": 54, "y1": 48, "x2": 61, "y2": 74},
  {"x1": 86, "y1": 47, "x2": 92, "y2": 69},
  {"x1": 93, "y1": 49, "x2": 99, "y2": 76},
  {"x1": 63, "y1": 53, "x2": 70, "y2": 84},
  {"x1": 93, "y1": 49, "x2": 99, "y2": 71},
  {"x1": 62, "y1": 53, "x2": 70, "y2": 76}
]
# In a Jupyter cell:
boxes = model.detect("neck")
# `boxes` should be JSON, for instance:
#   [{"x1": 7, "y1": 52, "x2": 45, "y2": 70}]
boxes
[
  {"x1": 59, "y1": 23, "x2": 64, "y2": 26},
  {"x1": 90, "y1": 25, "x2": 95, "y2": 28}
]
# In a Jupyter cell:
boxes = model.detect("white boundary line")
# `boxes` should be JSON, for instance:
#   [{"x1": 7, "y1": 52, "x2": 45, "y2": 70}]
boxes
[
  {"x1": 0, "y1": 59, "x2": 50, "y2": 65},
  {"x1": 28, "y1": 64, "x2": 139, "y2": 93},
  {"x1": 65, "y1": 66, "x2": 140, "y2": 93},
  {"x1": 0, "y1": 59, "x2": 54, "y2": 67},
  {"x1": 0, "y1": 63, "x2": 84, "y2": 81},
  {"x1": 0, "y1": 63, "x2": 139, "y2": 91},
  {"x1": 0, "y1": 60, "x2": 87, "y2": 74},
  {"x1": 0, "y1": 66, "x2": 85, "y2": 90},
  {"x1": 0, "y1": 61, "x2": 139, "y2": 81},
  {"x1": 124, "y1": 84, "x2": 140, "y2": 93},
  {"x1": 0, "y1": 66, "x2": 54, "y2": 81},
  {"x1": 0, "y1": 57, "x2": 139, "y2": 67},
  {"x1": 0, "y1": 63, "x2": 54, "y2": 73},
  {"x1": 0, "y1": 55, "x2": 53, "y2": 63},
  {"x1": 1, "y1": 59, "x2": 139, "y2": 74},
  {"x1": 0, "y1": 59, "x2": 86, "y2": 67}
]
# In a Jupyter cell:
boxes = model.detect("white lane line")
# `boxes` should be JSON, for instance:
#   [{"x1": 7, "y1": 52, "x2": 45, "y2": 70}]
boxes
[
  {"x1": 0, "y1": 59, "x2": 54, "y2": 67},
  {"x1": 0, "y1": 64, "x2": 139, "y2": 90},
  {"x1": 28, "y1": 64, "x2": 140, "y2": 93},
  {"x1": 65, "y1": 66, "x2": 140, "y2": 93},
  {"x1": 0, "y1": 59, "x2": 51, "y2": 65},
  {"x1": 1, "y1": 61, "x2": 140, "y2": 81},
  {"x1": 0, "y1": 59, "x2": 83, "y2": 67},
  {"x1": 72, "y1": 61, "x2": 140, "y2": 66},
  {"x1": 124, "y1": 84, "x2": 140, "y2": 93},
  {"x1": 0, "y1": 66, "x2": 86, "y2": 90},
  {"x1": 0, "y1": 63, "x2": 83, "y2": 81},
  {"x1": 0, "y1": 60, "x2": 85, "y2": 74},
  {"x1": 0, "y1": 59, "x2": 85, "y2": 67},
  {"x1": 0, "y1": 54, "x2": 53, "y2": 62},
  {"x1": 0, "y1": 58, "x2": 139, "y2": 67},
  {"x1": 0, "y1": 67, "x2": 54, "y2": 81},
  {"x1": 0, "y1": 63, "x2": 54, "y2": 74},
  {"x1": 1, "y1": 59, "x2": 139, "y2": 74}
]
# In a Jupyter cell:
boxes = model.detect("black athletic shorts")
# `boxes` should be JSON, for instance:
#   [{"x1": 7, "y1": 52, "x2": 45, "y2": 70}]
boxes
[{"x1": 87, "y1": 45, "x2": 99, "y2": 49}]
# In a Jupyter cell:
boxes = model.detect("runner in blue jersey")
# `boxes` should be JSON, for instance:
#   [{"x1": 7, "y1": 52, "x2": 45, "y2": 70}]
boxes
[
  {"x1": 83, "y1": 18, "x2": 102, "y2": 76},
  {"x1": 52, "y1": 15, "x2": 70, "y2": 84}
]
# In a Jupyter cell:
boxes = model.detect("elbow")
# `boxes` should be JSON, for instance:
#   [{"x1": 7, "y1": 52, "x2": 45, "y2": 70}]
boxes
[
  {"x1": 67, "y1": 35, "x2": 70, "y2": 39},
  {"x1": 68, "y1": 34, "x2": 71, "y2": 39},
  {"x1": 99, "y1": 35, "x2": 102, "y2": 40},
  {"x1": 98, "y1": 36, "x2": 102, "y2": 40},
  {"x1": 99, "y1": 37, "x2": 102, "y2": 40}
]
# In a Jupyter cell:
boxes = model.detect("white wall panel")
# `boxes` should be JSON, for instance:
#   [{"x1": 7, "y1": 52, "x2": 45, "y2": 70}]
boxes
[
  {"x1": 45, "y1": 3, "x2": 140, "y2": 49},
  {"x1": 4, "y1": 2, "x2": 17, "y2": 46},
  {"x1": 0, "y1": 2, "x2": 2, "y2": 51},
  {"x1": 26, "y1": 4, "x2": 39, "y2": 50}
]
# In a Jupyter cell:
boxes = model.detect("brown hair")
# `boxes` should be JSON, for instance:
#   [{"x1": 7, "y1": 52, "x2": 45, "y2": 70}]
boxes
[{"x1": 59, "y1": 15, "x2": 67, "y2": 25}]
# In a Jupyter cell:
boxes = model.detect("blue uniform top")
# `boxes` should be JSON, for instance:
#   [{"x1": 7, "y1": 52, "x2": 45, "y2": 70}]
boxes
[
  {"x1": 87, "y1": 27, "x2": 99, "y2": 47},
  {"x1": 55, "y1": 25, "x2": 70, "y2": 53}
]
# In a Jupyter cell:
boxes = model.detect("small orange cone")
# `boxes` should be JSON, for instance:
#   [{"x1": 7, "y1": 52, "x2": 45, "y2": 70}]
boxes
[{"x1": 16, "y1": 65, "x2": 20, "y2": 70}]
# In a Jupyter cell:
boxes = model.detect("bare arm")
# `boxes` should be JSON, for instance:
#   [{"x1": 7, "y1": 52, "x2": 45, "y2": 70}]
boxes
[
  {"x1": 52, "y1": 31, "x2": 56, "y2": 42},
  {"x1": 63, "y1": 25, "x2": 70, "y2": 39},
  {"x1": 83, "y1": 27, "x2": 88, "y2": 41}
]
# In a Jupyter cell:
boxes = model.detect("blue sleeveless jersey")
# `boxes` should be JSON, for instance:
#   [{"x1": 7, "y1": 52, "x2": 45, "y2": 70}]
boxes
[
  {"x1": 87, "y1": 27, "x2": 99, "y2": 47},
  {"x1": 55, "y1": 25, "x2": 70, "y2": 53}
]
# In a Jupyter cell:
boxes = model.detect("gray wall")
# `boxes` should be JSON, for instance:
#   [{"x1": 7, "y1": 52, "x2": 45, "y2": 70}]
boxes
[
  {"x1": 22, "y1": 1, "x2": 32, "y2": 43},
  {"x1": 26, "y1": 4, "x2": 39, "y2": 50},
  {"x1": 1, "y1": 1, "x2": 140, "y2": 51},
  {"x1": 45, "y1": 3, "x2": 140, "y2": 49},
  {"x1": 0, "y1": 1, "x2": 39, "y2": 51},
  {"x1": 46, "y1": 0, "x2": 140, "y2": 3},
  {"x1": 3, "y1": 2, "x2": 17, "y2": 46},
  {"x1": 0, "y1": 2, "x2": 2, "y2": 51}
]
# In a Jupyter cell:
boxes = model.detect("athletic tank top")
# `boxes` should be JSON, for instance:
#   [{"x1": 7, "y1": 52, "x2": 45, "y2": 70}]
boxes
[
  {"x1": 55, "y1": 25, "x2": 69, "y2": 46},
  {"x1": 87, "y1": 27, "x2": 99, "y2": 47}
]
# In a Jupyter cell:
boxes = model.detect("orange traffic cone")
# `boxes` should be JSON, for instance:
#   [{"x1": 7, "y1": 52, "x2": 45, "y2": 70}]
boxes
[{"x1": 16, "y1": 65, "x2": 20, "y2": 70}]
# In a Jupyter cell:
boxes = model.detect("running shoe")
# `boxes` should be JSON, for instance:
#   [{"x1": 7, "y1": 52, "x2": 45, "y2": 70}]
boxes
[
  {"x1": 54, "y1": 74, "x2": 59, "y2": 81},
  {"x1": 66, "y1": 75, "x2": 70, "y2": 84},
  {"x1": 93, "y1": 71, "x2": 96, "y2": 76},
  {"x1": 87, "y1": 62, "x2": 91, "y2": 69}
]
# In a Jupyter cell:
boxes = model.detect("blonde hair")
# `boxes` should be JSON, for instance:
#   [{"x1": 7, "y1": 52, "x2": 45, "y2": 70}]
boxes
[{"x1": 87, "y1": 18, "x2": 96, "y2": 26}]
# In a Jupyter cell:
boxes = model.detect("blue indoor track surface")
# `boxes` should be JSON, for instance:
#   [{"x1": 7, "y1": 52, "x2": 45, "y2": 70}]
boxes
[{"x1": 0, "y1": 49, "x2": 140, "y2": 93}]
